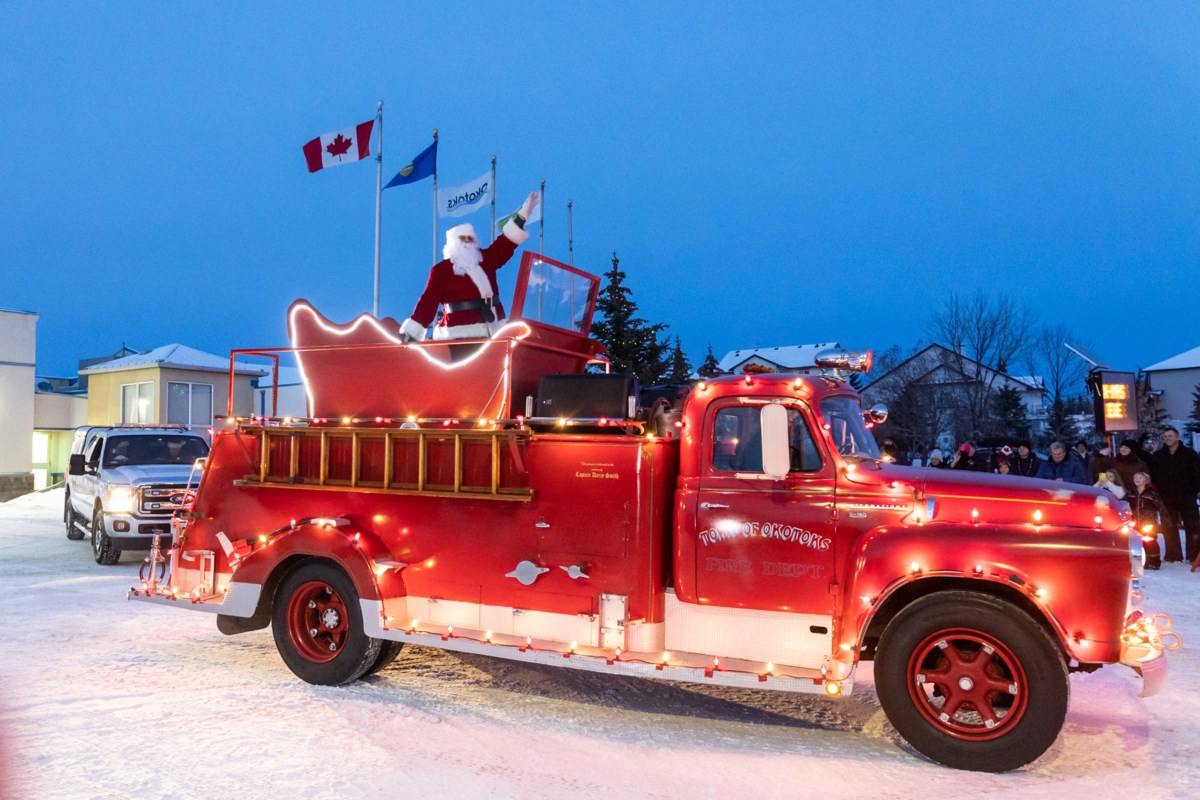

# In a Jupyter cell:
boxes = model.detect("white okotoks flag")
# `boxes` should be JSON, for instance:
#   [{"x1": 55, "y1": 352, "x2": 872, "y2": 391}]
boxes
[{"x1": 437, "y1": 171, "x2": 492, "y2": 218}]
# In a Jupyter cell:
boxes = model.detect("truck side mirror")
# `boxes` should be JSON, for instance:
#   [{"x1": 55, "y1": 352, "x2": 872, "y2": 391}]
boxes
[
  {"x1": 68, "y1": 454, "x2": 86, "y2": 476},
  {"x1": 760, "y1": 404, "x2": 790, "y2": 479},
  {"x1": 866, "y1": 404, "x2": 889, "y2": 424}
]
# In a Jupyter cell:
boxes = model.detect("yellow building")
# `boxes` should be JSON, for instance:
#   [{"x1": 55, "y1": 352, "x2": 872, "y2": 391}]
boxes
[{"x1": 80, "y1": 344, "x2": 265, "y2": 431}]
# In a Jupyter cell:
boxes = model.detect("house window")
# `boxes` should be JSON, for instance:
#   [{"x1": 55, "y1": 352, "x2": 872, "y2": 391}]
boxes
[
  {"x1": 167, "y1": 382, "x2": 213, "y2": 431},
  {"x1": 121, "y1": 382, "x2": 154, "y2": 423}
]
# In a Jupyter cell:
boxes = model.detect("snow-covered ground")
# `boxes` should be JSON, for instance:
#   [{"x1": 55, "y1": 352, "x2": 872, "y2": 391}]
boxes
[{"x1": 2, "y1": 489, "x2": 1198, "y2": 800}]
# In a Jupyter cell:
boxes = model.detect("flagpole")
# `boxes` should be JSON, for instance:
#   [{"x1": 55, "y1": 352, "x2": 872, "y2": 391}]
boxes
[
  {"x1": 490, "y1": 155, "x2": 497, "y2": 235},
  {"x1": 567, "y1": 199, "x2": 573, "y2": 265},
  {"x1": 538, "y1": 178, "x2": 545, "y2": 255},
  {"x1": 431, "y1": 128, "x2": 439, "y2": 264},
  {"x1": 373, "y1": 100, "x2": 383, "y2": 317}
]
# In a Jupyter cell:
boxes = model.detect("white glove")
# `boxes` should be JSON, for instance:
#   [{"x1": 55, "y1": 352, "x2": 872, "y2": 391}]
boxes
[{"x1": 518, "y1": 191, "x2": 539, "y2": 221}]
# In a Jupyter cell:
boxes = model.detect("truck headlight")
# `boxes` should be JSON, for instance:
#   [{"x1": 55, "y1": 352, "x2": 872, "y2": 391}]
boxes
[{"x1": 108, "y1": 486, "x2": 134, "y2": 514}]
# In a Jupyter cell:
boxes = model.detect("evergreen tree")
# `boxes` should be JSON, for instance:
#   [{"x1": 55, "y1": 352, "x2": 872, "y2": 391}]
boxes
[
  {"x1": 1136, "y1": 372, "x2": 1169, "y2": 439},
  {"x1": 591, "y1": 252, "x2": 669, "y2": 386},
  {"x1": 697, "y1": 344, "x2": 723, "y2": 378},
  {"x1": 990, "y1": 386, "x2": 1031, "y2": 440},
  {"x1": 1186, "y1": 382, "x2": 1200, "y2": 436},
  {"x1": 666, "y1": 337, "x2": 693, "y2": 383},
  {"x1": 848, "y1": 372, "x2": 866, "y2": 391}
]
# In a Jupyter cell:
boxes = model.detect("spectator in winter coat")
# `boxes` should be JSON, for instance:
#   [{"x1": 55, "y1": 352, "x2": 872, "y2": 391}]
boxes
[
  {"x1": 926, "y1": 449, "x2": 947, "y2": 468},
  {"x1": 1111, "y1": 439, "x2": 1149, "y2": 491},
  {"x1": 1073, "y1": 440, "x2": 1093, "y2": 474},
  {"x1": 1130, "y1": 471, "x2": 1165, "y2": 570},
  {"x1": 951, "y1": 442, "x2": 988, "y2": 472},
  {"x1": 1011, "y1": 440, "x2": 1041, "y2": 477},
  {"x1": 1089, "y1": 443, "x2": 1115, "y2": 483},
  {"x1": 1148, "y1": 426, "x2": 1200, "y2": 562},
  {"x1": 1036, "y1": 442, "x2": 1088, "y2": 484}
]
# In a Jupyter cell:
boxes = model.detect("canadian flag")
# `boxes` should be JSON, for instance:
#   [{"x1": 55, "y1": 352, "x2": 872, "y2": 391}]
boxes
[{"x1": 302, "y1": 120, "x2": 375, "y2": 173}]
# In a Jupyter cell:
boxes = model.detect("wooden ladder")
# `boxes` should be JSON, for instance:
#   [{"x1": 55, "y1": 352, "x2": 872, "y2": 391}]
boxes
[{"x1": 236, "y1": 426, "x2": 533, "y2": 501}]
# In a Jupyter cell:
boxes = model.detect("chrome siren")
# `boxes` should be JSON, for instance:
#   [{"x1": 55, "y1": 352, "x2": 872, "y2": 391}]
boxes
[{"x1": 814, "y1": 348, "x2": 873, "y2": 373}]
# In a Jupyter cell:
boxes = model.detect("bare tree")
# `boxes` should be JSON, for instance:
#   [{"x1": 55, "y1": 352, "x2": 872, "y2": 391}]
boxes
[
  {"x1": 928, "y1": 292, "x2": 1037, "y2": 438},
  {"x1": 1027, "y1": 324, "x2": 1089, "y2": 444}
]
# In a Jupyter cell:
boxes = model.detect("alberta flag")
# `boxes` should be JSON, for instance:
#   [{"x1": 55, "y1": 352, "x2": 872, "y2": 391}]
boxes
[
  {"x1": 385, "y1": 141, "x2": 437, "y2": 188},
  {"x1": 302, "y1": 120, "x2": 375, "y2": 173}
]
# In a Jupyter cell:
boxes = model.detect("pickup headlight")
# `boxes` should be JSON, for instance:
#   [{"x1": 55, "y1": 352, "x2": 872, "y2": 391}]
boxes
[{"x1": 107, "y1": 485, "x2": 134, "y2": 514}]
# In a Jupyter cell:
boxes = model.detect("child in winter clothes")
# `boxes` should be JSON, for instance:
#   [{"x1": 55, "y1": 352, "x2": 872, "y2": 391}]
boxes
[
  {"x1": 1130, "y1": 471, "x2": 1165, "y2": 570},
  {"x1": 1094, "y1": 469, "x2": 1126, "y2": 499}
]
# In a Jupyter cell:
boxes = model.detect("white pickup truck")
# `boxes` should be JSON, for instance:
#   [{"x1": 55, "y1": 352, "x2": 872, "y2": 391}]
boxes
[{"x1": 65, "y1": 426, "x2": 208, "y2": 564}]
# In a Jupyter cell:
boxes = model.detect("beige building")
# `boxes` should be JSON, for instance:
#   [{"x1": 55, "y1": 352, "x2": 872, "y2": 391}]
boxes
[
  {"x1": 1143, "y1": 345, "x2": 1200, "y2": 436},
  {"x1": 80, "y1": 344, "x2": 265, "y2": 431},
  {"x1": 0, "y1": 308, "x2": 38, "y2": 500}
]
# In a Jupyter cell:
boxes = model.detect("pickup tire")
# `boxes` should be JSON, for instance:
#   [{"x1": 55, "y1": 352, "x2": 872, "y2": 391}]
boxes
[
  {"x1": 272, "y1": 562, "x2": 381, "y2": 686},
  {"x1": 64, "y1": 492, "x2": 84, "y2": 540},
  {"x1": 874, "y1": 590, "x2": 1069, "y2": 772},
  {"x1": 91, "y1": 508, "x2": 120, "y2": 565}
]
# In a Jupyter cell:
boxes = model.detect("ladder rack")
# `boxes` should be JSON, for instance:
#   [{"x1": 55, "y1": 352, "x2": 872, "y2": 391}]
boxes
[{"x1": 235, "y1": 425, "x2": 533, "y2": 502}]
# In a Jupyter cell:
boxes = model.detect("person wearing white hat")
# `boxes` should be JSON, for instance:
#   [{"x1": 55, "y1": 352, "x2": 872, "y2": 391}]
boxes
[{"x1": 399, "y1": 191, "x2": 540, "y2": 342}]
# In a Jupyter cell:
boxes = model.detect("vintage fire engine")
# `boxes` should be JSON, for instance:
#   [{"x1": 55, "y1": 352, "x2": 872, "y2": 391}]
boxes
[{"x1": 132, "y1": 253, "x2": 1174, "y2": 772}]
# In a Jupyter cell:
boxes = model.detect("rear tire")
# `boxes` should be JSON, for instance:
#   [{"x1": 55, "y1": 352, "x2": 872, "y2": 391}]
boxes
[
  {"x1": 65, "y1": 492, "x2": 84, "y2": 540},
  {"x1": 364, "y1": 640, "x2": 404, "y2": 676},
  {"x1": 271, "y1": 561, "x2": 381, "y2": 686},
  {"x1": 875, "y1": 591, "x2": 1069, "y2": 772},
  {"x1": 91, "y1": 507, "x2": 120, "y2": 565}
]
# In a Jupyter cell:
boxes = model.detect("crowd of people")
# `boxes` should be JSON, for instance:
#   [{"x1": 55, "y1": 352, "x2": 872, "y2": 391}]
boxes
[{"x1": 881, "y1": 428, "x2": 1200, "y2": 571}]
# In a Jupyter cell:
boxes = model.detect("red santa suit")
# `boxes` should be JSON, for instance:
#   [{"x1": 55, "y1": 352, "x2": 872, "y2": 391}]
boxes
[{"x1": 399, "y1": 219, "x2": 529, "y2": 341}]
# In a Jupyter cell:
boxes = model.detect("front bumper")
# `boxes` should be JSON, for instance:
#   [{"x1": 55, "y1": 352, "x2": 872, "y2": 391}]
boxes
[
  {"x1": 101, "y1": 512, "x2": 174, "y2": 550},
  {"x1": 1118, "y1": 610, "x2": 1177, "y2": 698}
]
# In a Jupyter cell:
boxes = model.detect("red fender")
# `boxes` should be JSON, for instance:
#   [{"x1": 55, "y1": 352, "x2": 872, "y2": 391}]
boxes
[
  {"x1": 837, "y1": 521, "x2": 1130, "y2": 664},
  {"x1": 229, "y1": 521, "x2": 405, "y2": 604}
]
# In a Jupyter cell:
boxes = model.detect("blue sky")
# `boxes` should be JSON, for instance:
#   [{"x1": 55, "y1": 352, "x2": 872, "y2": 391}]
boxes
[{"x1": 3, "y1": 3, "x2": 1197, "y2": 379}]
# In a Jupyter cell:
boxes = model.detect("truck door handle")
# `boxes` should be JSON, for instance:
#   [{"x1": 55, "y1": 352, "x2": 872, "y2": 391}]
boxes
[{"x1": 699, "y1": 502, "x2": 729, "y2": 509}]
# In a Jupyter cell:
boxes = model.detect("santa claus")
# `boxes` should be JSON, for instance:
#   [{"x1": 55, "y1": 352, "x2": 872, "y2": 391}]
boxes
[{"x1": 399, "y1": 191, "x2": 540, "y2": 342}]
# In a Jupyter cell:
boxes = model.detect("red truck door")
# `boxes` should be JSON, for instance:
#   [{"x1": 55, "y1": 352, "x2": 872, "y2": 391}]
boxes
[{"x1": 687, "y1": 399, "x2": 837, "y2": 614}]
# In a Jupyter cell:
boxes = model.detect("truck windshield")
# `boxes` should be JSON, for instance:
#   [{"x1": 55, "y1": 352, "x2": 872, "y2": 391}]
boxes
[
  {"x1": 818, "y1": 396, "x2": 881, "y2": 461},
  {"x1": 103, "y1": 435, "x2": 210, "y2": 468}
]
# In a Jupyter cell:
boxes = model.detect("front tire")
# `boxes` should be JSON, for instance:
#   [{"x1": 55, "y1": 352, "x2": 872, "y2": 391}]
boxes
[
  {"x1": 271, "y1": 561, "x2": 381, "y2": 685},
  {"x1": 65, "y1": 492, "x2": 84, "y2": 540},
  {"x1": 91, "y1": 508, "x2": 120, "y2": 565},
  {"x1": 875, "y1": 591, "x2": 1069, "y2": 772}
]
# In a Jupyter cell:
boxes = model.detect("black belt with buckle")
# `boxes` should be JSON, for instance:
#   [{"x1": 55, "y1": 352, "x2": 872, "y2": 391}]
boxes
[{"x1": 445, "y1": 298, "x2": 501, "y2": 323}]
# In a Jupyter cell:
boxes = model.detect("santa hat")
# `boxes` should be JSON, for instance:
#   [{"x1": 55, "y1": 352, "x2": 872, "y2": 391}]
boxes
[{"x1": 446, "y1": 223, "x2": 477, "y2": 243}]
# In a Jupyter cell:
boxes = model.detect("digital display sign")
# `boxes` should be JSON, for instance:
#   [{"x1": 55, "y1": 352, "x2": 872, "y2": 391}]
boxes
[{"x1": 1092, "y1": 371, "x2": 1138, "y2": 433}]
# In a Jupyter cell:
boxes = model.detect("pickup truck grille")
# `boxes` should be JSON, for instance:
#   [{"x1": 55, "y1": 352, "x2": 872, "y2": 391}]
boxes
[{"x1": 139, "y1": 485, "x2": 191, "y2": 516}]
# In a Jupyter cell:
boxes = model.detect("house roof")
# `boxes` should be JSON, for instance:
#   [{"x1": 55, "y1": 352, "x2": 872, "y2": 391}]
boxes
[
  {"x1": 718, "y1": 343, "x2": 841, "y2": 373},
  {"x1": 864, "y1": 343, "x2": 1046, "y2": 393},
  {"x1": 0, "y1": 307, "x2": 38, "y2": 316},
  {"x1": 1144, "y1": 344, "x2": 1200, "y2": 372},
  {"x1": 80, "y1": 343, "x2": 267, "y2": 376}
]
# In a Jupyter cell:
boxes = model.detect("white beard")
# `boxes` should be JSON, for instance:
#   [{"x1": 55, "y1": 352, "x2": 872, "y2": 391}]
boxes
[
  {"x1": 445, "y1": 239, "x2": 482, "y2": 274},
  {"x1": 444, "y1": 239, "x2": 492, "y2": 299}
]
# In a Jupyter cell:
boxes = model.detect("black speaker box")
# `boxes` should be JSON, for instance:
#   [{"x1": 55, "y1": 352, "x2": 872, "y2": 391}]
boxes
[{"x1": 535, "y1": 374, "x2": 637, "y2": 419}]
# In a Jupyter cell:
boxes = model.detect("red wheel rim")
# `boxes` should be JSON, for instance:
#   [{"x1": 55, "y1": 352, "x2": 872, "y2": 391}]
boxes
[
  {"x1": 286, "y1": 581, "x2": 349, "y2": 664},
  {"x1": 906, "y1": 627, "x2": 1029, "y2": 740}
]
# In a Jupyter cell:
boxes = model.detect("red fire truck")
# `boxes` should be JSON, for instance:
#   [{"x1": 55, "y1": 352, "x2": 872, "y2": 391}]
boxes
[{"x1": 132, "y1": 253, "x2": 1174, "y2": 772}]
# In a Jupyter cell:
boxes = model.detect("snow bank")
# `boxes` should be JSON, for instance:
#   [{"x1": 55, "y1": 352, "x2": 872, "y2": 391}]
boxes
[{"x1": 1, "y1": 499, "x2": 1197, "y2": 799}]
